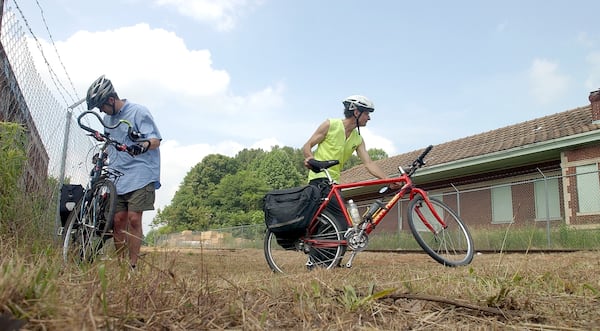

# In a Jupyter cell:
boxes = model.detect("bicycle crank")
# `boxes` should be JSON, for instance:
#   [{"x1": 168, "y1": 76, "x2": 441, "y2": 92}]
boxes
[{"x1": 344, "y1": 228, "x2": 369, "y2": 251}]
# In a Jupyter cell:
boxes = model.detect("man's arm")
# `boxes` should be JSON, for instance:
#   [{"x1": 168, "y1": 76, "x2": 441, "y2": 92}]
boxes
[
  {"x1": 356, "y1": 141, "x2": 388, "y2": 179},
  {"x1": 145, "y1": 138, "x2": 161, "y2": 150},
  {"x1": 302, "y1": 119, "x2": 330, "y2": 167}
]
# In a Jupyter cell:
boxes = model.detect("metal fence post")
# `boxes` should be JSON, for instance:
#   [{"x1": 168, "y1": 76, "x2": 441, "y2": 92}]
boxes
[
  {"x1": 54, "y1": 98, "x2": 85, "y2": 241},
  {"x1": 450, "y1": 183, "x2": 460, "y2": 216},
  {"x1": 537, "y1": 168, "x2": 551, "y2": 247}
]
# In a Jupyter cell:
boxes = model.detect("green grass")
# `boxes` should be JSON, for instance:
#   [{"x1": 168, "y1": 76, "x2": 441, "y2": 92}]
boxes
[{"x1": 470, "y1": 224, "x2": 600, "y2": 251}]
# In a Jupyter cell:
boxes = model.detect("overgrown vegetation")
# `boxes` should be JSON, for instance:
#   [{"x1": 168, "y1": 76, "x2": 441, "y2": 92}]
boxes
[
  {"x1": 2, "y1": 245, "x2": 600, "y2": 329},
  {"x1": 0, "y1": 122, "x2": 56, "y2": 242}
]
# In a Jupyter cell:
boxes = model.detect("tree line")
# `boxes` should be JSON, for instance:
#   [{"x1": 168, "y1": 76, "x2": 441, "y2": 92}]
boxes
[{"x1": 148, "y1": 146, "x2": 388, "y2": 238}]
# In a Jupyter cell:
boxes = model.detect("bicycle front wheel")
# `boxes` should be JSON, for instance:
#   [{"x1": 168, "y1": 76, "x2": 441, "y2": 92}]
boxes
[
  {"x1": 62, "y1": 179, "x2": 117, "y2": 264},
  {"x1": 62, "y1": 200, "x2": 98, "y2": 264},
  {"x1": 407, "y1": 196, "x2": 474, "y2": 267},
  {"x1": 93, "y1": 179, "x2": 117, "y2": 239},
  {"x1": 264, "y1": 211, "x2": 345, "y2": 273}
]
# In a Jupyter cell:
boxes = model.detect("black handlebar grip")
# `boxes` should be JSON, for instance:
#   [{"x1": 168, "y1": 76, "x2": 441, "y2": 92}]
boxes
[{"x1": 416, "y1": 145, "x2": 433, "y2": 165}]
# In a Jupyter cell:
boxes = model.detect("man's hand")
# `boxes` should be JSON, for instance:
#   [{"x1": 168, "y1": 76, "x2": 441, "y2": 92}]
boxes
[
  {"x1": 127, "y1": 142, "x2": 149, "y2": 156},
  {"x1": 388, "y1": 182, "x2": 402, "y2": 191}
]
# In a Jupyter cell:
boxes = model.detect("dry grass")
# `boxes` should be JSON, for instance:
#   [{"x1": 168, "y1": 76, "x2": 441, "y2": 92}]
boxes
[{"x1": 2, "y1": 243, "x2": 600, "y2": 330}]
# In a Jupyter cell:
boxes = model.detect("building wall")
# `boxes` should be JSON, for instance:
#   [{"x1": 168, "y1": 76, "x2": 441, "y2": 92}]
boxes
[
  {"x1": 562, "y1": 145, "x2": 600, "y2": 227},
  {"x1": 353, "y1": 160, "x2": 577, "y2": 233}
]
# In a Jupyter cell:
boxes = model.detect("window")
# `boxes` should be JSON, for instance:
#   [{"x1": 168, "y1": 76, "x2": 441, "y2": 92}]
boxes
[
  {"x1": 576, "y1": 164, "x2": 600, "y2": 213},
  {"x1": 491, "y1": 186, "x2": 513, "y2": 223},
  {"x1": 534, "y1": 178, "x2": 561, "y2": 220}
]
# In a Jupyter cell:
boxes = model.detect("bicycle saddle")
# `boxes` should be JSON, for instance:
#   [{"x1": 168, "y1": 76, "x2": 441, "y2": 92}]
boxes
[{"x1": 308, "y1": 159, "x2": 339, "y2": 172}]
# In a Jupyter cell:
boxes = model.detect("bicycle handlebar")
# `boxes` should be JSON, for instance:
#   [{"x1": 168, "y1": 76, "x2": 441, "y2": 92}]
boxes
[
  {"x1": 406, "y1": 144, "x2": 433, "y2": 177},
  {"x1": 77, "y1": 110, "x2": 149, "y2": 155},
  {"x1": 415, "y1": 144, "x2": 433, "y2": 167}
]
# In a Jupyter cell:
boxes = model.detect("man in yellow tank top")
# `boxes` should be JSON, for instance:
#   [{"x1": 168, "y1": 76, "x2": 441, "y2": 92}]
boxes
[
  {"x1": 302, "y1": 95, "x2": 393, "y2": 233},
  {"x1": 303, "y1": 94, "x2": 390, "y2": 185}
]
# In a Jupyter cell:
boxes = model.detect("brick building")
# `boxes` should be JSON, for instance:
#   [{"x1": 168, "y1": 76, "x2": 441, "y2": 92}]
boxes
[{"x1": 341, "y1": 89, "x2": 600, "y2": 231}]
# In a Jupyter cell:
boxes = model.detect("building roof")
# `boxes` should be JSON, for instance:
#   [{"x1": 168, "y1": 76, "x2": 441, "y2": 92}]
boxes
[{"x1": 341, "y1": 105, "x2": 600, "y2": 184}]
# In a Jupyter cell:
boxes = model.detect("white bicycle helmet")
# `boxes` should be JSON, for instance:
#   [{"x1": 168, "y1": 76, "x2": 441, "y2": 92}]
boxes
[
  {"x1": 86, "y1": 75, "x2": 115, "y2": 110},
  {"x1": 343, "y1": 95, "x2": 375, "y2": 112}
]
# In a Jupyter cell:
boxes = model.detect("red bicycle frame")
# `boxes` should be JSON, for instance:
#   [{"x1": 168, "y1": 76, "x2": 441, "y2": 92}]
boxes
[{"x1": 306, "y1": 169, "x2": 448, "y2": 247}]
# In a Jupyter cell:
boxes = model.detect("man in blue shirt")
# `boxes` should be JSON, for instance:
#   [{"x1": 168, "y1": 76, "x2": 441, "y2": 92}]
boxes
[{"x1": 86, "y1": 75, "x2": 162, "y2": 270}]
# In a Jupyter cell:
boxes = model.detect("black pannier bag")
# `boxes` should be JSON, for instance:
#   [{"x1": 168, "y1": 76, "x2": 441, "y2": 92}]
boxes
[
  {"x1": 263, "y1": 185, "x2": 322, "y2": 248},
  {"x1": 59, "y1": 184, "x2": 84, "y2": 227}
]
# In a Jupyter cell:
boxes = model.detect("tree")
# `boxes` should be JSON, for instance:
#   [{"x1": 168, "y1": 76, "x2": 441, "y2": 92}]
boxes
[
  {"x1": 153, "y1": 145, "x2": 385, "y2": 233},
  {"x1": 255, "y1": 147, "x2": 304, "y2": 189},
  {"x1": 210, "y1": 170, "x2": 270, "y2": 227},
  {"x1": 368, "y1": 148, "x2": 389, "y2": 161},
  {"x1": 157, "y1": 154, "x2": 239, "y2": 230},
  {"x1": 235, "y1": 148, "x2": 267, "y2": 171},
  {"x1": 342, "y1": 148, "x2": 389, "y2": 170}
]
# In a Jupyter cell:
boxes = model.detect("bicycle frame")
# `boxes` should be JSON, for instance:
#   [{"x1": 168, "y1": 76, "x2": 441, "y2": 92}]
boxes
[{"x1": 307, "y1": 172, "x2": 446, "y2": 248}]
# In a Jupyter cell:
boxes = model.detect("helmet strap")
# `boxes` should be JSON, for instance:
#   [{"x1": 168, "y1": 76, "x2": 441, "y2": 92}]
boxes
[{"x1": 354, "y1": 111, "x2": 361, "y2": 135}]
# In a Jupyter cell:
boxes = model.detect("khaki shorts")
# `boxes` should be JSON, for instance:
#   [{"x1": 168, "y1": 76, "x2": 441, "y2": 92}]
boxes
[{"x1": 115, "y1": 182, "x2": 156, "y2": 213}]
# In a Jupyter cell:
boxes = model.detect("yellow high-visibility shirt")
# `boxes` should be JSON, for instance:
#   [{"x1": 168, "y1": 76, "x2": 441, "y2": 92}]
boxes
[{"x1": 308, "y1": 118, "x2": 362, "y2": 183}]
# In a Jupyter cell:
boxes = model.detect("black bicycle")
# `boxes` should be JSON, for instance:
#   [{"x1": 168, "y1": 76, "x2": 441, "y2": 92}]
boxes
[{"x1": 61, "y1": 110, "x2": 147, "y2": 264}]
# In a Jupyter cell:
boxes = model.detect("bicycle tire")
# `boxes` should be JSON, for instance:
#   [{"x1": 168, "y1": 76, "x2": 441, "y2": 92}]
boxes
[
  {"x1": 264, "y1": 211, "x2": 345, "y2": 273},
  {"x1": 62, "y1": 179, "x2": 117, "y2": 264},
  {"x1": 407, "y1": 196, "x2": 474, "y2": 267},
  {"x1": 94, "y1": 179, "x2": 117, "y2": 239}
]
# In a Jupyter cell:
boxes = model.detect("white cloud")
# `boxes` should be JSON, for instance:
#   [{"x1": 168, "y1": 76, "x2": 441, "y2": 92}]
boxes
[
  {"x1": 357, "y1": 128, "x2": 397, "y2": 156},
  {"x1": 27, "y1": 23, "x2": 286, "y2": 233},
  {"x1": 153, "y1": 0, "x2": 264, "y2": 31},
  {"x1": 59, "y1": 24, "x2": 230, "y2": 97},
  {"x1": 528, "y1": 58, "x2": 569, "y2": 105},
  {"x1": 577, "y1": 32, "x2": 596, "y2": 48}
]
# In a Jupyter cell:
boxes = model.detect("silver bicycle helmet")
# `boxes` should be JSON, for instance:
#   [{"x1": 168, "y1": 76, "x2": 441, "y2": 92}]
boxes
[
  {"x1": 343, "y1": 95, "x2": 375, "y2": 113},
  {"x1": 86, "y1": 75, "x2": 115, "y2": 110}
]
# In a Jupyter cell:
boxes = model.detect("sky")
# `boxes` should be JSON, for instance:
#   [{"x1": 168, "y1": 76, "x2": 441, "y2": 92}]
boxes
[{"x1": 9, "y1": 0, "x2": 600, "y2": 234}]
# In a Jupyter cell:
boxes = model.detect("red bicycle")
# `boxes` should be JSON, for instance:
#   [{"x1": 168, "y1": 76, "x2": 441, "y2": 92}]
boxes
[{"x1": 264, "y1": 145, "x2": 474, "y2": 273}]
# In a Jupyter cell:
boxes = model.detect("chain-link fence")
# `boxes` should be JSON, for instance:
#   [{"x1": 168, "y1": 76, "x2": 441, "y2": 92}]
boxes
[
  {"x1": 155, "y1": 170, "x2": 600, "y2": 251},
  {"x1": 1, "y1": 2, "x2": 95, "y2": 232}
]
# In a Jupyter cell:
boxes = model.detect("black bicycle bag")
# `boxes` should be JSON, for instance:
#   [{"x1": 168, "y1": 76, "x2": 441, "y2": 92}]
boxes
[{"x1": 263, "y1": 185, "x2": 322, "y2": 236}]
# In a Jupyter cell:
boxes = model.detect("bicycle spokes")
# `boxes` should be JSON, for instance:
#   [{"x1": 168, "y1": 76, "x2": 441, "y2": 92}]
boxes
[{"x1": 408, "y1": 197, "x2": 474, "y2": 267}]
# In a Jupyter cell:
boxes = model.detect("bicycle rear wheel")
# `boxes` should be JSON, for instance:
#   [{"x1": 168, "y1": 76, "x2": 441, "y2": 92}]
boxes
[
  {"x1": 264, "y1": 211, "x2": 345, "y2": 273},
  {"x1": 407, "y1": 196, "x2": 474, "y2": 267}
]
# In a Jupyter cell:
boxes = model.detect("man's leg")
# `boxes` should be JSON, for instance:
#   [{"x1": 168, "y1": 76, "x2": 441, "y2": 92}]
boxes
[
  {"x1": 112, "y1": 210, "x2": 129, "y2": 258},
  {"x1": 127, "y1": 211, "x2": 144, "y2": 267}
]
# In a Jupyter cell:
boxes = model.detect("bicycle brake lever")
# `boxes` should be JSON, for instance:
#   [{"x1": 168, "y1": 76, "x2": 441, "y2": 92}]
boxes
[
  {"x1": 90, "y1": 131, "x2": 104, "y2": 142},
  {"x1": 128, "y1": 129, "x2": 142, "y2": 141},
  {"x1": 116, "y1": 143, "x2": 128, "y2": 152}
]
